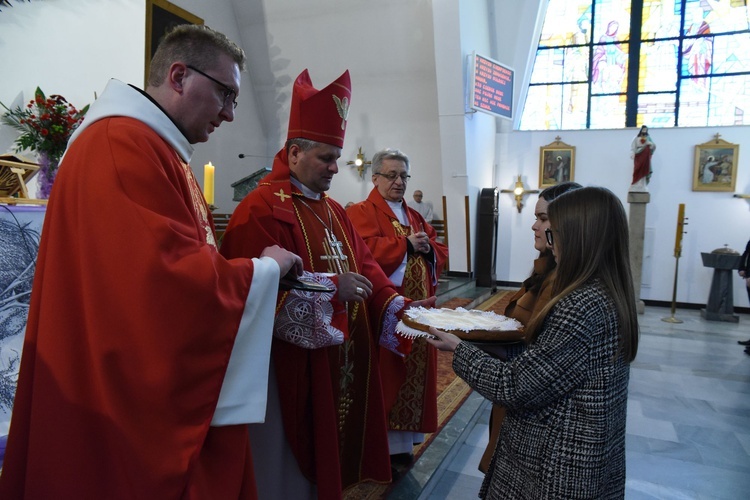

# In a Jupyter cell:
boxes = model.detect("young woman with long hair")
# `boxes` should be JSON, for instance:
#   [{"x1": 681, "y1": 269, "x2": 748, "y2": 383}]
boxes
[
  {"x1": 478, "y1": 181, "x2": 581, "y2": 473},
  {"x1": 428, "y1": 186, "x2": 638, "y2": 499}
]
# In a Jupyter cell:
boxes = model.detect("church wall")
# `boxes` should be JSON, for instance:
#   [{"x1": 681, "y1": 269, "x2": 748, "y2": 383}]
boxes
[
  {"x1": 242, "y1": 0, "x2": 444, "y2": 218},
  {"x1": 0, "y1": 0, "x2": 145, "y2": 197},
  {"x1": 0, "y1": 0, "x2": 267, "y2": 213},
  {"x1": 483, "y1": 0, "x2": 750, "y2": 307},
  {"x1": 497, "y1": 126, "x2": 750, "y2": 307},
  {"x1": 432, "y1": 0, "x2": 473, "y2": 273}
]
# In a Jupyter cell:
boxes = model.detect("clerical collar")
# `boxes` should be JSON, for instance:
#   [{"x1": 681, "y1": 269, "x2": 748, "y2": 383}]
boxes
[
  {"x1": 66, "y1": 79, "x2": 194, "y2": 162},
  {"x1": 128, "y1": 85, "x2": 189, "y2": 142},
  {"x1": 290, "y1": 176, "x2": 321, "y2": 200},
  {"x1": 386, "y1": 199, "x2": 408, "y2": 226}
]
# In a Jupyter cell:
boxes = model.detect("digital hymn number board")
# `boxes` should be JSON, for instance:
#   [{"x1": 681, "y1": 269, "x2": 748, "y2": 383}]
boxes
[{"x1": 470, "y1": 53, "x2": 514, "y2": 120}]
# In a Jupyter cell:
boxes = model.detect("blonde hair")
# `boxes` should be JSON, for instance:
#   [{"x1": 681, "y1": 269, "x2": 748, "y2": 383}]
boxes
[
  {"x1": 525, "y1": 186, "x2": 639, "y2": 362},
  {"x1": 149, "y1": 24, "x2": 246, "y2": 87}
]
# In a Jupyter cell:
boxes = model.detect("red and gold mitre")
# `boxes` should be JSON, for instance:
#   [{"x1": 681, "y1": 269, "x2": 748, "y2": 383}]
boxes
[{"x1": 286, "y1": 69, "x2": 351, "y2": 148}]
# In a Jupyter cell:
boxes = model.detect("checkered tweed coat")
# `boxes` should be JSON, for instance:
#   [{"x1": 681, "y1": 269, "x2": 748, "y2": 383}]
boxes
[{"x1": 453, "y1": 279, "x2": 629, "y2": 499}]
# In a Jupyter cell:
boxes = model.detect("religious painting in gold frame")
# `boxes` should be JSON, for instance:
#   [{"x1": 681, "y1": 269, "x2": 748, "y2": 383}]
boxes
[
  {"x1": 692, "y1": 137, "x2": 738, "y2": 192},
  {"x1": 145, "y1": 0, "x2": 204, "y2": 86},
  {"x1": 539, "y1": 138, "x2": 575, "y2": 188}
]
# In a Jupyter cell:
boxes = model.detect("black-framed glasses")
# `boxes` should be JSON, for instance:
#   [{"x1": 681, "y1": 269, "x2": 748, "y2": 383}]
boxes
[
  {"x1": 187, "y1": 65, "x2": 238, "y2": 109},
  {"x1": 375, "y1": 172, "x2": 411, "y2": 182},
  {"x1": 545, "y1": 228, "x2": 554, "y2": 246}
]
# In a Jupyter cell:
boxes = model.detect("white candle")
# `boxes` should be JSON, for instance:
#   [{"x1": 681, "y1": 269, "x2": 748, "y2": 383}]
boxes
[{"x1": 204, "y1": 162, "x2": 215, "y2": 205}]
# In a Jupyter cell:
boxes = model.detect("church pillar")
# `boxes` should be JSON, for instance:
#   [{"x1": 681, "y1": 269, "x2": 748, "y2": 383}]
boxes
[{"x1": 628, "y1": 191, "x2": 650, "y2": 314}]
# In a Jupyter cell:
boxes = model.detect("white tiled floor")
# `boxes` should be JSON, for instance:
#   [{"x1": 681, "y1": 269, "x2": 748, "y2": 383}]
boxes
[{"x1": 391, "y1": 306, "x2": 750, "y2": 499}]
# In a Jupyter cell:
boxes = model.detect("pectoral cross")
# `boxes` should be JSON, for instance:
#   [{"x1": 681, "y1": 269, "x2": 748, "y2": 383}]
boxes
[{"x1": 320, "y1": 228, "x2": 349, "y2": 274}]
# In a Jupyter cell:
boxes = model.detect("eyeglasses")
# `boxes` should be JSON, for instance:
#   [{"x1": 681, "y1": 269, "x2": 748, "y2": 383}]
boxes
[
  {"x1": 375, "y1": 172, "x2": 411, "y2": 182},
  {"x1": 187, "y1": 65, "x2": 238, "y2": 109},
  {"x1": 545, "y1": 228, "x2": 554, "y2": 246}
]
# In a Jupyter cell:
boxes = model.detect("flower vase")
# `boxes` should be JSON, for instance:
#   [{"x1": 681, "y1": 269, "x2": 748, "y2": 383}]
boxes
[{"x1": 37, "y1": 152, "x2": 59, "y2": 199}]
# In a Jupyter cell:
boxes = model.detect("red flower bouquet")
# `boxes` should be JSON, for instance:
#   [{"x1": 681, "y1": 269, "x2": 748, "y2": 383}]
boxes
[
  {"x1": 2, "y1": 87, "x2": 89, "y2": 163},
  {"x1": 1, "y1": 87, "x2": 89, "y2": 197}
]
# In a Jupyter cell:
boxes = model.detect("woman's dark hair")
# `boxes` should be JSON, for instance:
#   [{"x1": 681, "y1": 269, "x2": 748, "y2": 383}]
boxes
[
  {"x1": 540, "y1": 181, "x2": 582, "y2": 202},
  {"x1": 524, "y1": 181, "x2": 582, "y2": 294},
  {"x1": 525, "y1": 186, "x2": 639, "y2": 362}
]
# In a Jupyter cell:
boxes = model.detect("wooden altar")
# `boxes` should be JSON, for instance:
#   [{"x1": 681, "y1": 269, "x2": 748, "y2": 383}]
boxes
[{"x1": 0, "y1": 154, "x2": 47, "y2": 205}]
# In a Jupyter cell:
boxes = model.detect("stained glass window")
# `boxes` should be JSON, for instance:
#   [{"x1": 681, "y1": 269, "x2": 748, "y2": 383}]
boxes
[{"x1": 520, "y1": 0, "x2": 750, "y2": 129}]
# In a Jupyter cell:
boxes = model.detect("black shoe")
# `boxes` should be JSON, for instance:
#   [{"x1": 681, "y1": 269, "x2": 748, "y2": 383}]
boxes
[
  {"x1": 390, "y1": 452, "x2": 414, "y2": 466},
  {"x1": 390, "y1": 466, "x2": 402, "y2": 481},
  {"x1": 738, "y1": 339, "x2": 750, "y2": 346}
]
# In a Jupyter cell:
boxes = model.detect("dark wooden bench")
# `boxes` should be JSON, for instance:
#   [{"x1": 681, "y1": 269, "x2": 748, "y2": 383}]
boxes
[{"x1": 212, "y1": 212, "x2": 232, "y2": 241}]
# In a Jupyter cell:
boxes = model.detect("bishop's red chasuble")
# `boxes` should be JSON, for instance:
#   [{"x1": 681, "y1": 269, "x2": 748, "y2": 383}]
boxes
[
  {"x1": 220, "y1": 150, "x2": 411, "y2": 499},
  {"x1": 347, "y1": 189, "x2": 447, "y2": 433}
]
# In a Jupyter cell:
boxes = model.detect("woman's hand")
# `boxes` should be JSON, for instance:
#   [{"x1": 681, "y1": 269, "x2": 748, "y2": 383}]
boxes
[
  {"x1": 405, "y1": 296, "x2": 437, "y2": 310},
  {"x1": 425, "y1": 326, "x2": 461, "y2": 352}
]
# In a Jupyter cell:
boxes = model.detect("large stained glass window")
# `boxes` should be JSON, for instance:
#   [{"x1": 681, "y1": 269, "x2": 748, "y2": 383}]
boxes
[{"x1": 520, "y1": 0, "x2": 750, "y2": 130}]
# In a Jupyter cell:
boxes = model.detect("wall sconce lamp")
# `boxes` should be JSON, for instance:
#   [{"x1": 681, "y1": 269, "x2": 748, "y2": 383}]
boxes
[
  {"x1": 346, "y1": 147, "x2": 372, "y2": 178},
  {"x1": 500, "y1": 175, "x2": 539, "y2": 213}
]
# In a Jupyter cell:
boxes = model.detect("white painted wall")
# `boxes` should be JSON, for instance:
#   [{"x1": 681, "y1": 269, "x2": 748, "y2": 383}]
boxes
[
  {"x1": 0, "y1": 0, "x2": 267, "y2": 213},
  {"x1": 240, "y1": 0, "x2": 444, "y2": 216},
  {"x1": 497, "y1": 125, "x2": 750, "y2": 308},
  {"x1": 432, "y1": 0, "x2": 471, "y2": 272},
  {"x1": 0, "y1": 0, "x2": 144, "y2": 195}
]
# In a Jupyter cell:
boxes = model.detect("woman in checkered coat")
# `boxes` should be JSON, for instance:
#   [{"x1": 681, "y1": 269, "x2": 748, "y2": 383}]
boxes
[{"x1": 428, "y1": 186, "x2": 638, "y2": 499}]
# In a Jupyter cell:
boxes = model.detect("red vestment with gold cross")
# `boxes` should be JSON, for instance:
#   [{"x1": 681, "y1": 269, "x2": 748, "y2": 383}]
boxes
[{"x1": 220, "y1": 149, "x2": 411, "y2": 499}]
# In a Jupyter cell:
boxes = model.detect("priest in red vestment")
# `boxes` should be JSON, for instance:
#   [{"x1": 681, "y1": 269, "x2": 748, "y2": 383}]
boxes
[
  {"x1": 0, "y1": 25, "x2": 303, "y2": 500},
  {"x1": 346, "y1": 148, "x2": 447, "y2": 463},
  {"x1": 220, "y1": 69, "x2": 435, "y2": 500}
]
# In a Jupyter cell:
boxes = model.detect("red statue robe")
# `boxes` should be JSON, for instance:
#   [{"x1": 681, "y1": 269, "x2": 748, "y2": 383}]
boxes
[
  {"x1": 0, "y1": 81, "x2": 277, "y2": 500},
  {"x1": 347, "y1": 189, "x2": 447, "y2": 434},
  {"x1": 220, "y1": 149, "x2": 411, "y2": 499},
  {"x1": 631, "y1": 135, "x2": 655, "y2": 185}
]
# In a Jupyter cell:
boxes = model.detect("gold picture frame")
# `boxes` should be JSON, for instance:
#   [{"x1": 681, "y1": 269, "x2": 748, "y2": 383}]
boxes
[
  {"x1": 539, "y1": 138, "x2": 575, "y2": 188},
  {"x1": 692, "y1": 136, "x2": 738, "y2": 192},
  {"x1": 145, "y1": 0, "x2": 204, "y2": 86}
]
